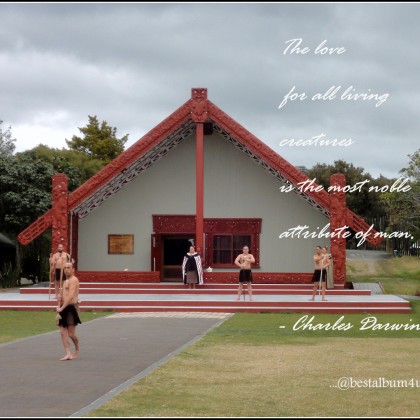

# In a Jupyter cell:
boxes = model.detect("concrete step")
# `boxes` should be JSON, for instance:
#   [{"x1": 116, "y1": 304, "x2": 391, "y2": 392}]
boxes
[
  {"x1": 0, "y1": 296, "x2": 411, "y2": 314},
  {"x1": 20, "y1": 287, "x2": 371, "y2": 296},
  {"x1": 40, "y1": 282, "x2": 346, "y2": 289},
  {"x1": 2, "y1": 283, "x2": 410, "y2": 314}
]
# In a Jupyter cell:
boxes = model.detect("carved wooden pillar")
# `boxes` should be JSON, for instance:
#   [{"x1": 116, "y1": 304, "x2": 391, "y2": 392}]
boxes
[
  {"x1": 52, "y1": 174, "x2": 69, "y2": 254},
  {"x1": 196, "y1": 122, "x2": 204, "y2": 253},
  {"x1": 191, "y1": 88, "x2": 208, "y2": 254},
  {"x1": 329, "y1": 173, "x2": 346, "y2": 284},
  {"x1": 70, "y1": 212, "x2": 79, "y2": 267}
]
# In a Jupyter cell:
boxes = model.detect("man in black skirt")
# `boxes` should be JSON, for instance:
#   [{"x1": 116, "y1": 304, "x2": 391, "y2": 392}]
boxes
[
  {"x1": 56, "y1": 262, "x2": 81, "y2": 361},
  {"x1": 235, "y1": 245, "x2": 255, "y2": 301},
  {"x1": 309, "y1": 245, "x2": 328, "y2": 302}
]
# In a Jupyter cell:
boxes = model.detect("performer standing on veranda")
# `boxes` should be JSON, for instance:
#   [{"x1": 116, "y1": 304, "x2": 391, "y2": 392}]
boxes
[
  {"x1": 49, "y1": 244, "x2": 74, "y2": 299},
  {"x1": 309, "y1": 246, "x2": 327, "y2": 302},
  {"x1": 182, "y1": 245, "x2": 204, "y2": 289},
  {"x1": 235, "y1": 245, "x2": 255, "y2": 301}
]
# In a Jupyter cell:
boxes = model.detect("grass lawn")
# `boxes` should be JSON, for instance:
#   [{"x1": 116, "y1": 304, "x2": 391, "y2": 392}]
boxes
[
  {"x1": 2, "y1": 255, "x2": 419, "y2": 417},
  {"x1": 0, "y1": 310, "x2": 113, "y2": 344},
  {"x1": 87, "y1": 300, "x2": 420, "y2": 418},
  {"x1": 347, "y1": 256, "x2": 420, "y2": 295}
]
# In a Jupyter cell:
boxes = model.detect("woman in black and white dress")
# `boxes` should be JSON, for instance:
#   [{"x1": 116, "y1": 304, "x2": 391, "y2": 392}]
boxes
[{"x1": 182, "y1": 246, "x2": 204, "y2": 289}]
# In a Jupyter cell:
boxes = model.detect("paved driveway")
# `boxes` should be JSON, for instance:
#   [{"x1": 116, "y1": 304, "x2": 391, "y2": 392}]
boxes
[
  {"x1": 346, "y1": 249, "x2": 390, "y2": 260},
  {"x1": 0, "y1": 312, "x2": 230, "y2": 417}
]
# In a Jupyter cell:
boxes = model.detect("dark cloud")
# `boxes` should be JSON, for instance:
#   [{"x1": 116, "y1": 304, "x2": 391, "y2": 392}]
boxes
[{"x1": 0, "y1": 2, "x2": 418, "y2": 178}]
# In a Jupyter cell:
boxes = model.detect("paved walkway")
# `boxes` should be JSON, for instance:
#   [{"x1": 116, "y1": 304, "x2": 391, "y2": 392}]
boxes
[
  {"x1": 0, "y1": 312, "x2": 231, "y2": 417},
  {"x1": 345, "y1": 249, "x2": 390, "y2": 260}
]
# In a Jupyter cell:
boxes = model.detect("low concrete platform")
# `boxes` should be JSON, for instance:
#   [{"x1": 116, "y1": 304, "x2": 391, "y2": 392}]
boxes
[{"x1": 0, "y1": 283, "x2": 412, "y2": 313}]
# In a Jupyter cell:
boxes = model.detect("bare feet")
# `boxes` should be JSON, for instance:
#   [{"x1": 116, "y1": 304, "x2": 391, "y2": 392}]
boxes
[
  {"x1": 60, "y1": 355, "x2": 73, "y2": 361},
  {"x1": 322, "y1": 299, "x2": 328, "y2": 302},
  {"x1": 235, "y1": 296, "x2": 241, "y2": 301},
  {"x1": 72, "y1": 349, "x2": 79, "y2": 359}
]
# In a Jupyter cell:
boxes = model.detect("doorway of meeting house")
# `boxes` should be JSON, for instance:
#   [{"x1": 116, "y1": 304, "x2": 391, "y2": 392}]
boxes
[{"x1": 162, "y1": 235, "x2": 195, "y2": 282}]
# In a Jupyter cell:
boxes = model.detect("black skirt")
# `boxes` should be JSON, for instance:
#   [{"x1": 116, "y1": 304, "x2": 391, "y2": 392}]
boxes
[
  {"x1": 239, "y1": 269, "x2": 253, "y2": 283},
  {"x1": 311, "y1": 269, "x2": 327, "y2": 283},
  {"x1": 58, "y1": 304, "x2": 81, "y2": 327}
]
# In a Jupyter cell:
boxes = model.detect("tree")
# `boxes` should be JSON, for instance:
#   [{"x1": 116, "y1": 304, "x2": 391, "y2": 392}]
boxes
[
  {"x1": 66, "y1": 115, "x2": 128, "y2": 163},
  {"x1": 0, "y1": 153, "x2": 56, "y2": 282},
  {"x1": 0, "y1": 118, "x2": 128, "y2": 283},
  {"x1": 382, "y1": 149, "x2": 420, "y2": 247},
  {"x1": 306, "y1": 160, "x2": 389, "y2": 219},
  {"x1": 0, "y1": 120, "x2": 16, "y2": 158},
  {"x1": 401, "y1": 149, "x2": 420, "y2": 183},
  {"x1": 0, "y1": 153, "x2": 55, "y2": 234},
  {"x1": 28, "y1": 144, "x2": 105, "y2": 188}
]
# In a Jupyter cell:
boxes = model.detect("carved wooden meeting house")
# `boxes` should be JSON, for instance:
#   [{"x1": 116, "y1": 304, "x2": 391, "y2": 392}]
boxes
[{"x1": 18, "y1": 88, "x2": 381, "y2": 286}]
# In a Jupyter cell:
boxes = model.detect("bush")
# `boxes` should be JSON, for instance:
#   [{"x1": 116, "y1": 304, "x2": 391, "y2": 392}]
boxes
[{"x1": 0, "y1": 262, "x2": 22, "y2": 288}]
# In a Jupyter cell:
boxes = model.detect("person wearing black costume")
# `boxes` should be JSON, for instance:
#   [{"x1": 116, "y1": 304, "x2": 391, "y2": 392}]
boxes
[
  {"x1": 182, "y1": 245, "x2": 204, "y2": 289},
  {"x1": 56, "y1": 262, "x2": 81, "y2": 361}
]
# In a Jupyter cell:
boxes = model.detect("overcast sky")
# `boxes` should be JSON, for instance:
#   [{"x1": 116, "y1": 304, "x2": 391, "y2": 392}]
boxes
[{"x1": 1, "y1": 2, "x2": 419, "y2": 179}]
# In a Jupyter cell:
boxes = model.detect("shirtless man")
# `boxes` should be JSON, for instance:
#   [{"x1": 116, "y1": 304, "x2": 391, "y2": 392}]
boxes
[
  {"x1": 309, "y1": 246, "x2": 328, "y2": 302},
  {"x1": 56, "y1": 262, "x2": 81, "y2": 361},
  {"x1": 49, "y1": 244, "x2": 73, "y2": 299},
  {"x1": 235, "y1": 245, "x2": 256, "y2": 301}
]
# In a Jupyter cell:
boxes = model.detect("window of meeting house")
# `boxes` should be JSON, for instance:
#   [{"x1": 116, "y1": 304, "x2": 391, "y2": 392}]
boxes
[{"x1": 210, "y1": 234, "x2": 259, "y2": 268}]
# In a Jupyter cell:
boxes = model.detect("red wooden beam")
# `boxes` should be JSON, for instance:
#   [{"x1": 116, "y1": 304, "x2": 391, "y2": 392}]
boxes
[
  {"x1": 190, "y1": 88, "x2": 208, "y2": 254},
  {"x1": 196, "y1": 122, "x2": 204, "y2": 253},
  {"x1": 329, "y1": 173, "x2": 347, "y2": 284},
  {"x1": 51, "y1": 174, "x2": 69, "y2": 252}
]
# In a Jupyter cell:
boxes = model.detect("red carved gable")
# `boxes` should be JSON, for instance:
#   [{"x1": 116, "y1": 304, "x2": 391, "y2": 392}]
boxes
[
  {"x1": 18, "y1": 87, "x2": 382, "y2": 246},
  {"x1": 207, "y1": 100, "x2": 382, "y2": 246}
]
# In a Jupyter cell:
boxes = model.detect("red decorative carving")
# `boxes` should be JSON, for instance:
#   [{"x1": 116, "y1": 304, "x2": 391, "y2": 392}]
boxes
[
  {"x1": 205, "y1": 232, "x2": 260, "y2": 269},
  {"x1": 18, "y1": 101, "x2": 192, "y2": 242},
  {"x1": 346, "y1": 210, "x2": 383, "y2": 246},
  {"x1": 153, "y1": 215, "x2": 262, "y2": 268},
  {"x1": 207, "y1": 100, "x2": 382, "y2": 245},
  {"x1": 153, "y1": 215, "x2": 196, "y2": 234},
  {"x1": 51, "y1": 174, "x2": 69, "y2": 253},
  {"x1": 77, "y1": 270, "x2": 310, "y2": 284},
  {"x1": 152, "y1": 215, "x2": 262, "y2": 235},
  {"x1": 77, "y1": 271, "x2": 160, "y2": 283},
  {"x1": 18, "y1": 210, "x2": 52, "y2": 245},
  {"x1": 151, "y1": 234, "x2": 162, "y2": 272},
  {"x1": 204, "y1": 219, "x2": 261, "y2": 268},
  {"x1": 329, "y1": 174, "x2": 346, "y2": 284},
  {"x1": 204, "y1": 218, "x2": 262, "y2": 234},
  {"x1": 67, "y1": 102, "x2": 192, "y2": 211},
  {"x1": 76, "y1": 121, "x2": 196, "y2": 218},
  {"x1": 208, "y1": 101, "x2": 331, "y2": 211},
  {"x1": 18, "y1": 87, "x2": 382, "y2": 255},
  {"x1": 204, "y1": 272, "x2": 313, "y2": 284},
  {"x1": 190, "y1": 88, "x2": 208, "y2": 122}
]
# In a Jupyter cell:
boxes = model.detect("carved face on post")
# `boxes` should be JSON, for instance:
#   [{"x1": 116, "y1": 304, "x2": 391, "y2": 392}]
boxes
[{"x1": 191, "y1": 88, "x2": 208, "y2": 122}]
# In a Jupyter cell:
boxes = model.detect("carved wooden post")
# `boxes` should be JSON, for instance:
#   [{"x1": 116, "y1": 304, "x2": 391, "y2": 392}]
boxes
[
  {"x1": 329, "y1": 173, "x2": 346, "y2": 285},
  {"x1": 191, "y1": 88, "x2": 208, "y2": 254},
  {"x1": 70, "y1": 212, "x2": 79, "y2": 266},
  {"x1": 52, "y1": 174, "x2": 69, "y2": 254}
]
